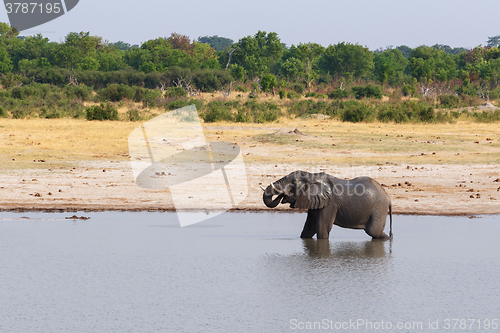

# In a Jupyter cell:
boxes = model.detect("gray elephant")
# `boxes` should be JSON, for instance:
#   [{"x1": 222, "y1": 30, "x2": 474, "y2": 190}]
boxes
[{"x1": 262, "y1": 171, "x2": 392, "y2": 240}]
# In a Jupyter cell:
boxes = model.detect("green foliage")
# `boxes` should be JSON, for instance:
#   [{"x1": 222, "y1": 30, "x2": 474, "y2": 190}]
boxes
[
  {"x1": 319, "y1": 42, "x2": 374, "y2": 79},
  {"x1": 201, "y1": 101, "x2": 234, "y2": 122},
  {"x1": 471, "y1": 109, "x2": 500, "y2": 122},
  {"x1": 0, "y1": 106, "x2": 7, "y2": 117},
  {"x1": 127, "y1": 109, "x2": 142, "y2": 121},
  {"x1": 279, "y1": 89, "x2": 287, "y2": 99},
  {"x1": 97, "y1": 84, "x2": 134, "y2": 101},
  {"x1": 64, "y1": 84, "x2": 93, "y2": 101},
  {"x1": 85, "y1": 103, "x2": 119, "y2": 120},
  {"x1": 231, "y1": 31, "x2": 284, "y2": 79},
  {"x1": 438, "y1": 94, "x2": 460, "y2": 108},
  {"x1": 197, "y1": 35, "x2": 234, "y2": 51},
  {"x1": 352, "y1": 84, "x2": 382, "y2": 99},
  {"x1": 377, "y1": 100, "x2": 438, "y2": 123},
  {"x1": 339, "y1": 101, "x2": 376, "y2": 122},
  {"x1": 374, "y1": 49, "x2": 408, "y2": 84},
  {"x1": 164, "y1": 86, "x2": 187, "y2": 98},
  {"x1": 260, "y1": 73, "x2": 277, "y2": 93},
  {"x1": 328, "y1": 88, "x2": 350, "y2": 99},
  {"x1": 408, "y1": 46, "x2": 457, "y2": 81}
]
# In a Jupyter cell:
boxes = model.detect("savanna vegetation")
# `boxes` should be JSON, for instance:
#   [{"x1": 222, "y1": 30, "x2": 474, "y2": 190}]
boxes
[{"x1": 1, "y1": 21, "x2": 500, "y2": 124}]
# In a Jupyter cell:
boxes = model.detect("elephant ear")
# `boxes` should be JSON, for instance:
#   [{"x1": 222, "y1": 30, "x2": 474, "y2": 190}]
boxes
[{"x1": 293, "y1": 178, "x2": 332, "y2": 210}]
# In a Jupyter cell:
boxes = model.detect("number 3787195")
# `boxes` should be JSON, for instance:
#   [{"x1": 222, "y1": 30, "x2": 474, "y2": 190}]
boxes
[{"x1": 5, "y1": 2, "x2": 62, "y2": 14}]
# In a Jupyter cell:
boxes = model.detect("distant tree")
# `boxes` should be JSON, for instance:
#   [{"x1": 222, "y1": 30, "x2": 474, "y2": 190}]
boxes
[
  {"x1": 113, "y1": 41, "x2": 131, "y2": 51},
  {"x1": 396, "y1": 45, "x2": 412, "y2": 58},
  {"x1": 280, "y1": 57, "x2": 303, "y2": 81},
  {"x1": 408, "y1": 46, "x2": 456, "y2": 81},
  {"x1": 487, "y1": 35, "x2": 500, "y2": 48},
  {"x1": 232, "y1": 31, "x2": 284, "y2": 79},
  {"x1": 374, "y1": 48, "x2": 408, "y2": 84},
  {"x1": 318, "y1": 42, "x2": 374, "y2": 80},
  {"x1": 0, "y1": 46, "x2": 13, "y2": 74},
  {"x1": 197, "y1": 35, "x2": 234, "y2": 51},
  {"x1": 431, "y1": 44, "x2": 468, "y2": 55},
  {"x1": 260, "y1": 73, "x2": 277, "y2": 94}
]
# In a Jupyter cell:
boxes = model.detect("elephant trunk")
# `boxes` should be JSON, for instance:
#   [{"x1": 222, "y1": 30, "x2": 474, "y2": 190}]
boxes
[{"x1": 263, "y1": 182, "x2": 285, "y2": 208}]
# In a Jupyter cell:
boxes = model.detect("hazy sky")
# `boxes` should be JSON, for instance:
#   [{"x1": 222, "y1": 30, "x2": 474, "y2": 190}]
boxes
[{"x1": 1, "y1": 0, "x2": 499, "y2": 50}]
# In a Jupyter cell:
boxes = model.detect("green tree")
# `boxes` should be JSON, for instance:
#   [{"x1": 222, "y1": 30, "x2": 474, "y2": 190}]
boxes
[
  {"x1": 318, "y1": 42, "x2": 374, "y2": 80},
  {"x1": 280, "y1": 57, "x2": 303, "y2": 81},
  {"x1": 283, "y1": 43, "x2": 325, "y2": 89},
  {"x1": 260, "y1": 73, "x2": 277, "y2": 94},
  {"x1": 232, "y1": 31, "x2": 284, "y2": 79},
  {"x1": 374, "y1": 48, "x2": 408, "y2": 84},
  {"x1": 197, "y1": 35, "x2": 234, "y2": 51},
  {"x1": 0, "y1": 46, "x2": 12, "y2": 73},
  {"x1": 408, "y1": 46, "x2": 456, "y2": 82},
  {"x1": 487, "y1": 36, "x2": 500, "y2": 48}
]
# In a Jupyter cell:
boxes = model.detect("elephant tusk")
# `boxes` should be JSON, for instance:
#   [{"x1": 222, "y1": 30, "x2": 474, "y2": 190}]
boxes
[
  {"x1": 271, "y1": 182, "x2": 284, "y2": 194},
  {"x1": 260, "y1": 185, "x2": 266, "y2": 191}
]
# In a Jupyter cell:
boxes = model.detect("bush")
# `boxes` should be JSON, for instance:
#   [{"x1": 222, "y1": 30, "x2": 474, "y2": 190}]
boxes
[
  {"x1": 0, "y1": 106, "x2": 7, "y2": 118},
  {"x1": 305, "y1": 92, "x2": 317, "y2": 98},
  {"x1": 352, "y1": 84, "x2": 383, "y2": 99},
  {"x1": 472, "y1": 110, "x2": 500, "y2": 122},
  {"x1": 97, "y1": 84, "x2": 134, "y2": 102},
  {"x1": 438, "y1": 94, "x2": 460, "y2": 108},
  {"x1": 164, "y1": 86, "x2": 187, "y2": 98},
  {"x1": 293, "y1": 83, "x2": 305, "y2": 95},
  {"x1": 278, "y1": 89, "x2": 287, "y2": 99},
  {"x1": 238, "y1": 100, "x2": 280, "y2": 123},
  {"x1": 287, "y1": 92, "x2": 301, "y2": 99},
  {"x1": 64, "y1": 84, "x2": 93, "y2": 101},
  {"x1": 127, "y1": 109, "x2": 142, "y2": 121},
  {"x1": 340, "y1": 102, "x2": 376, "y2": 122},
  {"x1": 328, "y1": 88, "x2": 350, "y2": 99},
  {"x1": 202, "y1": 101, "x2": 233, "y2": 122},
  {"x1": 86, "y1": 103, "x2": 119, "y2": 120}
]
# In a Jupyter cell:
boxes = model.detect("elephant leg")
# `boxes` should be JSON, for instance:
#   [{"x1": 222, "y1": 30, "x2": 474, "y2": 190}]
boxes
[
  {"x1": 300, "y1": 209, "x2": 318, "y2": 239},
  {"x1": 364, "y1": 210, "x2": 390, "y2": 240},
  {"x1": 316, "y1": 208, "x2": 336, "y2": 240}
]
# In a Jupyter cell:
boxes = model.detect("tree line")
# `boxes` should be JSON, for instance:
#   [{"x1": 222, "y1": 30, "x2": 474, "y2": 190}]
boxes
[{"x1": 2, "y1": 21, "x2": 500, "y2": 102}]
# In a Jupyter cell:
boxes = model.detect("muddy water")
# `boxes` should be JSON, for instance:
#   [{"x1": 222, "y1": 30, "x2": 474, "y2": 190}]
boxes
[{"x1": 0, "y1": 212, "x2": 499, "y2": 332}]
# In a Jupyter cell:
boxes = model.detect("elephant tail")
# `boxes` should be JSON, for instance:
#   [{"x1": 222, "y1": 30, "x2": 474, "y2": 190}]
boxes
[{"x1": 389, "y1": 202, "x2": 393, "y2": 238}]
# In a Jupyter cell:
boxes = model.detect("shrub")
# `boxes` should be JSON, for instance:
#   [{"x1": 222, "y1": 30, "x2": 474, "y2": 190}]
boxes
[
  {"x1": 64, "y1": 84, "x2": 93, "y2": 101},
  {"x1": 0, "y1": 106, "x2": 7, "y2": 118},
  {"x1": 202, "y1": 101, "x2": 233, "y2": 122},
  {"x1": 127, "y1": 109, "x2": 142, "y2": 121},
  {"x1": 472, "y1": 110, "x2": 500, "y2": 122},
  {"x1": 352, "y1": 84, "x2": 383, "y2": 99},
  {"x1": 328, "y1": 88, "x2": 350, "y2": 99},
  {"x1": 278, "y1": 89, "x2": 287, "y2": 99},
  {"x1": 438, "y1": 94, "x2": 460, "y2": 108},
  {"x1": 305, "y1": 92, "x2": 317, "y2": 98},
  {"x1": 293, "y1": 83, "x2": 305, "y2": 95},
  {"x1": 340, "y1": 102, "x2": 376, "y2": 122},
  {"x1": 97, "y1": 84, "x2": 134, "y2": 102},
  {"x1": 164, "y1": 86, "x2": 187, "y2": 98},
  {"x1": 86, "y1": 103, "x2": 119, "y2": 120}
]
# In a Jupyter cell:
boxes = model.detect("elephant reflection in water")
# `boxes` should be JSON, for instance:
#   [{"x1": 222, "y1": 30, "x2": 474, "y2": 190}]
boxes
[{"x1": 302, "y1": 239, "x2": 390, "y2": 259}]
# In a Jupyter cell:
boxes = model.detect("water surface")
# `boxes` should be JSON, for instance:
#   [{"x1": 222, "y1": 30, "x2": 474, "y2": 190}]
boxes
[{"x1": 0, "y1": 212, "x2": 499, "y2": 332}]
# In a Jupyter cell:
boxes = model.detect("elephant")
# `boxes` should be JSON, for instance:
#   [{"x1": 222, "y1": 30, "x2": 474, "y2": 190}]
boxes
[{"x1": 262, "y1": 171, "x2": 392, "y2": 240}]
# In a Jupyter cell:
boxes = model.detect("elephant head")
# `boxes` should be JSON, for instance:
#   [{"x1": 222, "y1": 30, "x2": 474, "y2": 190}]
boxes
[{"x1": 262, "y1": 171, "x2": 333, "y2": 209}]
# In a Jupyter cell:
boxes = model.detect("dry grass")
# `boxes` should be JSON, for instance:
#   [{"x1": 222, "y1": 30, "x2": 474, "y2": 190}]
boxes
[{"x1": 1, "y1": 117, "x2": 499, "y2": 170}]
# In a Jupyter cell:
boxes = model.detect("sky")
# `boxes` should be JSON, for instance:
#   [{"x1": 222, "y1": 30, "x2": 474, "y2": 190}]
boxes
[{"x1": 1, "y1": 0, "x2": 499, "y2": 50}]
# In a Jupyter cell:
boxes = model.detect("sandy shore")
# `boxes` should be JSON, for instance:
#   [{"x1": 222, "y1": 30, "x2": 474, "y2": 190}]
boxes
[{"x1": 1, "y1": 160, "x2": 499, "y2": 215}]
